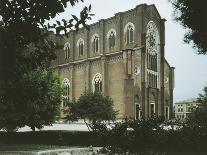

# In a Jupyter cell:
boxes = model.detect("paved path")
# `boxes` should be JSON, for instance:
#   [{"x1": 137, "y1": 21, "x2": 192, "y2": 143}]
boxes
[
  {"x1": 0, "y1": 147, "x2": 102, "y2": 155},
  {"x1": 17, "y1": 123, "x2": 89, "y2": 132}
]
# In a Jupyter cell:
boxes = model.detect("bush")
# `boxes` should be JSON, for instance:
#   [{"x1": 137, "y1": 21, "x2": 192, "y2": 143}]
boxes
[
  {"x1": 64, "y1": 92, "x2": 117, "y2": 130},
  {"x1": 90, "y1": 117, "x2": 207, "y2": 154},
  {"x1": 0, "y1": 130, "x2": 101, "y2": 146},
  {"x1": 1, "y1": 118, "x2": 207, "y2": 154}
]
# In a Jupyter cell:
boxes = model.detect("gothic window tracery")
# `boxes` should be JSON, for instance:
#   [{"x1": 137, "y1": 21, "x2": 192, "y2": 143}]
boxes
[
  {"x1": 124, "y1": 22, "x2": 135, "y2": 44},
  {"x1": 64, "y1": 42, "x2": 70, "y2": 60},
  {"x1": 107, "y1": 29, "x2": 116, "y2": 48},
  {"x1": 91, "y1": 34, "x2": 99, "y2": 53},
  {"x1": 146, "y1": 21, "x2": 160, "y2": 88},
  {"x1": 77, "y1": 38, "x2": 84, "y2": 56},
  {"x1": 92, "y1": 73, "x2": 102, "y2": 93}
]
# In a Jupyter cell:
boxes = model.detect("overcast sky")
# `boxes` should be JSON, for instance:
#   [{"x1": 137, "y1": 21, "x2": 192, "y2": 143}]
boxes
[{"x1": 54, "y1": 0, "x2": 207, "y2": 103}]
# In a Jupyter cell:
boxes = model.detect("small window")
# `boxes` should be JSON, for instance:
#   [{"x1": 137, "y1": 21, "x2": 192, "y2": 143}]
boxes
[
  {"x1": 92, "y1": 73, "x2": 102, "y2": 93},
  {"x1": 77, "y1": 38, "x2": 84, "y2": 57},
  {"x1": 109, "y1": 31, "x2": 115, "y2": 48},
  {"x1": 124, "y1": 23, "x2": 134, "y2": 44},
  {"x1": 64, "y1": 42, "x2": 70, "y2": 60},
  {"x1": 79, "y1": 41, "x2": 84, "y2": 56},
  {"x1": 107, "y1": 29, "x2": 116, "y2": 48},
  {"x1": 92, "y1": 35, "x2": 99, "y2": 53}
]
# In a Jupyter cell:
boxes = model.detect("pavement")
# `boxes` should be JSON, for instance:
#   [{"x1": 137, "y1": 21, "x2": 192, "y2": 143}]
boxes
[
  {"x1": 17, "y1": 122, "x2": 89, "y2": 132},
  {"x1": 0, "y1": 147, "x2": 102, "y2": 155}
]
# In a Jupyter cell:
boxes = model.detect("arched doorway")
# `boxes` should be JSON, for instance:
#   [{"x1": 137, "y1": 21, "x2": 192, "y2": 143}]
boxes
[
  {"x1": 134, "y1": 95, "x2": 141, "y2": 120},
  {"x1": 149, "y1": 93, "x2": 156, "y2": 117},
  {"x1": 165, "y1": 100, "x2": 170, "y2": 120}
]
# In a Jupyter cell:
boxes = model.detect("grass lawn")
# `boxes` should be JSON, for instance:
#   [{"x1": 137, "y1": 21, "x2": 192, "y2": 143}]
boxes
[{"x1": 0, "y1": 144, "x2": 72, "y2": 151}]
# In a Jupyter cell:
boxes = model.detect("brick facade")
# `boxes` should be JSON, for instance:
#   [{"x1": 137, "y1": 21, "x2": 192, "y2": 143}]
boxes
[{"x1": 52, "y1": 4, "x2": 174, "y2": 119}]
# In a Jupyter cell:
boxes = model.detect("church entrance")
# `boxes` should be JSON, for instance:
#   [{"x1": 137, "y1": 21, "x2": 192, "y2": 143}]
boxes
[
  {"x1": 165, "y1": 106, "x2": 169, "y2": 119},
  {"x1": 134, "y1": 95, "x2": 141, "y2": 120},
  {"x1": 149, "y1": 93, "x2": 156, "y2": 117},
  {"x1": 150, "y1": 103, "x2": 155, "y2": 117}
]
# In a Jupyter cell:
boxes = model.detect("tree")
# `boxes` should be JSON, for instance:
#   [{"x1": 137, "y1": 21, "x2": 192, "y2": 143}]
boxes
[
  {"x1": 0, "y1": 69, "x2": 63, "y2": 131},
  {"x1": 185, "y1": 85, "x2": 207, "y2": 130},
  {"x1": 170, "y1": 0, "x2": 207, "y2": 54},
  {"x1": 0, "y1": 0, "x2": 93, "y2": 131},
  {"x1": 0, "y1": 0, "x2": 93, "y2": 80},
  {"x1": 65, "y1": 92, "x2": 117, "y2": 130}
]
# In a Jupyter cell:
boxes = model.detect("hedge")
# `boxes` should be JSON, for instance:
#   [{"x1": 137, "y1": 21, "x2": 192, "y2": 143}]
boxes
[
  {"x1": 1, "y1": 126, "x2": 207, "y2": 154},
  {"x1": 0, "y1": 130, "x2": 101, "y2": 146}
]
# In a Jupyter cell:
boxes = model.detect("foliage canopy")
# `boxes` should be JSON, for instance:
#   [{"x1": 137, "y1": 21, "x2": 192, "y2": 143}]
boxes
[
  {"x1": 185, "y1": 85, "x2": 207, "y2": 130},
  {"x1": 65, "y1": 92, "x2": 117, "y2": 127},
  {"x1": 170, "y1": 0, "x2": 207, "y2": 54},
  {"x1": 0, "y1": 0, "x2": 92, "y2": 131}
]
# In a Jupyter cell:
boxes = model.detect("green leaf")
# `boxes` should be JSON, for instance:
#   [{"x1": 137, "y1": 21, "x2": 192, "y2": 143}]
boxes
[
  {"x1": 72, "y1": 15, "x2": 79, "y2": 21},
  {"x1": 56, "y1": 20, "x2": 61, "y2": 26}
]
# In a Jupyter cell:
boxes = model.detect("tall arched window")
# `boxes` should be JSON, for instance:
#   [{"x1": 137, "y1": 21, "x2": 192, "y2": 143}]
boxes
[
  {"x1": 62, "y1": 78, "x2": 70, "y2": 107},
  {"x1": 64, "y1": 42, "x2": 70, "y2": 60},
  {"x1": 146, "y1": 21, "x2": 160, "y2": 88},
  {"x1": 107, "y1": 29, "x2": 116, "y2": 48},
  {"x1": 77, "y1": 38, "x2": 84, "y2": 57},
  {"x1": 92, "y1": 73, "x2": 102, "y2": 93},
  {"x1": 124, "y1": 22, "x2": 135, "y2": 44},
  {"x1": 91, "y1": 34, "x2": 99, "y2": 53}
]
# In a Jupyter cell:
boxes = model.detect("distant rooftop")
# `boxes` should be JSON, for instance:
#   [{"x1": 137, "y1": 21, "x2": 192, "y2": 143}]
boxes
[{"x1": 175, "y1": 98, "x2": 198, "y2": 104}]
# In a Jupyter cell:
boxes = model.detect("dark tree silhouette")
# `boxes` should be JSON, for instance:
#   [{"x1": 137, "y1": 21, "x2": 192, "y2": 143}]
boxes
[
  {"x1": 170, "y1": 0, "x2": 207, "y2": 54},
  {"x1": 65, "y1": 92, "x2": 117, "y2": 130},
  {"x1": 0, "y1": 0, "x2": 93, "y2": 131}
]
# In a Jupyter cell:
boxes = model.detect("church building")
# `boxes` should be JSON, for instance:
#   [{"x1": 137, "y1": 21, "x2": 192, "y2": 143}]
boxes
[{"x1": 52, "y1": 4, "x2": 175, "y2": 119}]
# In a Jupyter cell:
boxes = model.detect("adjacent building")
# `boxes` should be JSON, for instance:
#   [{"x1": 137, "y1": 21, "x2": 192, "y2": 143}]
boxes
[
  {"x1": 174, "y1": 98, "x2": 200, "y2": 120},
  {"x1": 52, "y1": 4, "x2": 175, "y2": 119}
]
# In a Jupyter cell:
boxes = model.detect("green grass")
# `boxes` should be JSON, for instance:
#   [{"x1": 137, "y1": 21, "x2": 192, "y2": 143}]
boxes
[{"x1": 0, "y1": 144, "x2": 71, "y2": 151}]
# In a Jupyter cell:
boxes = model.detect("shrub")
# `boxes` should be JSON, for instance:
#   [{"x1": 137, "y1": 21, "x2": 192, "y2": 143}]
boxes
[{"x1": 0, "y1": 131, "x2": 101, "y2": 146}]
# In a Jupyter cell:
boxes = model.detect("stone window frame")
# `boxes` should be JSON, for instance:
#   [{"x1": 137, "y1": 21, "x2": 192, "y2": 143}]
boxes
[
  {"x1": 146, "y1": 20, "x2": 160, "y2": 89},
  {"x1": 146, "y1": 20, "x2": 160, "y2": 71},
  {"x1": 107, "y1": 28, "x2": 116, "y2": 48},
  {"x1": 77, "y1": 38, "x2": 84, "y2": 57},
  {"x1": 64, "y1": 42, "x2": 70, "y2": 60},
  {"x1": 124, "y1": 22, "x2": 135, "y2": 44},
  {"x1": 92, "y1": 73, "x2": 102, "y2": 93},
  {"x1": 91, "y1": 34, "x2": 100, "y2": 53},
  {"x1": 62, "y1": 78, "x2": 70, "y2": 107}
]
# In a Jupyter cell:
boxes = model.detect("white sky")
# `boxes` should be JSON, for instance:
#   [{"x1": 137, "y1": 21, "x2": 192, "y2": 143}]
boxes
[{"x1": 53, "y1": 0, "x2": 207, "y2": 103}]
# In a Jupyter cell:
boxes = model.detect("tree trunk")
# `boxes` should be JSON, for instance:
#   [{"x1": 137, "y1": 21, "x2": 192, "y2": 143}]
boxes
[
  {"x1": 31, "y1": 126, "x2": 35, "y2": 131},
  {"x1": 84, "y1": 119, "x2": 91, "y2": 131}
]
